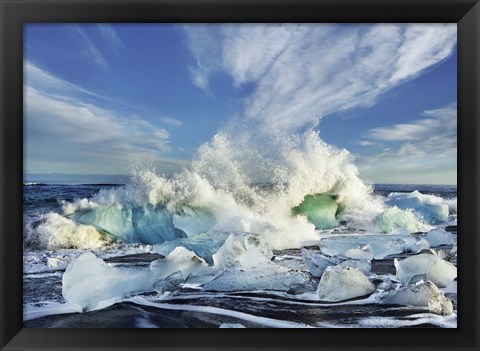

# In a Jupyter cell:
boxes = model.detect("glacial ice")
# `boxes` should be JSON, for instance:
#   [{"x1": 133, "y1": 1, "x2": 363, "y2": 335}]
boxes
[
  {"x1": 339, "y1": 259, "x2": 371, "y2": 275},
  {"x1": 344, "y1": 244, "x2": 374, "y2": 261},
  {"x1": 425, "y1": 229, "x2": 455, "y2": 247},
  {"x1": 152, "y1": 231, "x2": 231, "y2": 264},
  {"x1": 150, "y1": 246, "x2": 209, "y2": 284},
  {"x1": 394, "y1": 253, "x2": 457, "y2": 287},
  {"x1": 319, "y1": 234, "x2": 419, "y2": 259},
  {"x1": 292, "y1": 194, "x2": 339, "y2": 229},
  {"x1": 70, "y1": 205, "x2": 186, "y2": 244},
  {"x1": 56, "y1": 231, "x2": 311, "y2": 297},
  {"x1": 301, "y1": 248, "x2": 339, "y2": 277},
  {"x1": 426, "y1": 259, "x2": 457, "y2": 288},
  {"x1": 316, "y1": 265, "x2": 375, "y2": 302},
  {"x1": 448, "y1": 241, "x2": 457, "y2": 265},
  {"x1": 62, "y1": 252, "x2": 152, "y2": 310},
  {"x1": 374, "y1": 206, "x2": 421, "y2": 233},
  {"x1": 385, "y1": 191, "x2": 450, "y2": 225},
  {"x1": 210, "y1": 233, "x2": 273, "y2": 272},
  {"x1": 404, "y1": 238, "x2": 430, "y2": 253},
  {"x1": 379, "y1": 281, "x2": 453, "y2": 315},
  {"x1": 204, "y1": 245, "x2": 313, "y2": 292}
]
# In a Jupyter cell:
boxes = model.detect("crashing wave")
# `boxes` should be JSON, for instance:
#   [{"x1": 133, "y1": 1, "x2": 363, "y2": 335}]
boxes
[{"x1": 29, "y1": 129, "x2": 454, "y2": 251}]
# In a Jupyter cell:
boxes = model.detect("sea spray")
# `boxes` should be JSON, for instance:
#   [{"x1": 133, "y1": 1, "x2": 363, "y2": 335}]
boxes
[{"x1": 28, "y1": 127, "x2": 452, "y2": 250}]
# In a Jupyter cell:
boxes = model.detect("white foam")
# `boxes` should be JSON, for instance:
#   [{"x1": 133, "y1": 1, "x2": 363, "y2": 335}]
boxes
[
  {"x1": 38, "y1": 129, "x2": 393, "y2": 251},
  {"x1": 358, "y1": 313, "x2": 457, "y2": 328},
  {"x1": 23, "y1": 302, "x2": 82, "y2": 321},
  {"x1": 128, "y1": 296, "x2": 313, "y2": 328}
]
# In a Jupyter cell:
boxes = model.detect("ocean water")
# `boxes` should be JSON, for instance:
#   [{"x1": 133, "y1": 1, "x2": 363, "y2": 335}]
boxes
[
  {"x1": 23, "y1": 179, "x2": 457, "y2": 328},
  {"x1": 22, "y1": 123, "x2": 457, "y2": 328}
]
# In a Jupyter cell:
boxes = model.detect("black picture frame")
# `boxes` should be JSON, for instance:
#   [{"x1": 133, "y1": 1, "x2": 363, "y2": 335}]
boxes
[{"x1": 1, "y1": 0, "x2": 479, "y2": 350}]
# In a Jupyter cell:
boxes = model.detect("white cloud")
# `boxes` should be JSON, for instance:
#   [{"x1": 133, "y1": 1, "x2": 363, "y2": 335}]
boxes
[
  {"x1": 25, "y1": 61, "x2": 111, "y2": 101},
  {"x1": 183, "y1": 24, "x2": 457, "y2": 131},
  {"x1": 367, "y1": 102, "x2": 457, "y2": 142},
  {"x1": 97, "y1": 24, "x2": 124, "y2": 52},
  {"x1": 71, "y1": 26, "x2": 108, "y2": 68},
  {"x1": 23, "y1": 63, "x2": 188, "y2": 174},
  {"x1": 358, "y1": 140, "x2": 376, "y2": 146},
  {"x1": 160, "y1": 117, "x2": 183, "y2": 127},
  {"x1": 25, "y1": 87, "x2": 171, "y2": 154},
  {"x1": 356, "y1": 103, "x2": 457, "y2": 184},
  {"x1": 183, "y1": 25, "x2": 222, "y2": 94}
]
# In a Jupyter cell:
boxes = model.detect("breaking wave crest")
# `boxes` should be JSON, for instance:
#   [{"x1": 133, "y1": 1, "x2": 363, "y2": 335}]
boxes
[{"x1": 27, "y1": 126, "x2": 456, "y2": 251}]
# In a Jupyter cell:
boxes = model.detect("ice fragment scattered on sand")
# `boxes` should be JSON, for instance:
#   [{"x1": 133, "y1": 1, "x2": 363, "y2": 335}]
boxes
[
  {"x1": 339, "y1": 259, "x2": 371, "y2": 275},
  {"x1": 425, "y1": 229, "x2": 454, "y2": 247},
  {"x1": 344, "y1": 244, "x2": 374, "y2": 261},
  {"x1": 319, "y1": 234, "x2": 418, "y2": 259},
  {"x1": 394, "y1": 253, "x2": 457, "y2": 287},
  {"x1": 374, "y1": 207, "x2": 422, "y2": 233},
  {"x1": 301, "y1": 248, "x2": 339, "y2": 277},
  {"x1": 62, "y1": 252, "x2": 152, "y2": 310},
  {"x1": 317, "y1": 265, "x2": 375, "y2": 302},
  {"x1": 152, "y1": 231, "x2": 230, "y2": 265},
  {"x1": 204, "y1": 246, "x2": 313, "y2": 292},
  {"x1": 404, "y1": 238, "x2": 430, "y2": 253},
  {"x1": 150, "y1": 246, "x2": 209, "y2": 284},
  {"x1": 379, "y1": 281, "x2": 453, "y2": 315}
]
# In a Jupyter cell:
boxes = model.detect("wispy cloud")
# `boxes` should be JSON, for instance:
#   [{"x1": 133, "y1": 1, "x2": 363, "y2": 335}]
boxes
[
  {"x1": 97, "y1": 24, "x2": 124, "y2": 53},
  {"x1": 183, "y1": 25, "x2": 222, "y2": 94},
  {"x1": 358, "y1": 140, "x2": 376, "y2": 146},
  {"x1": 356, "y1": 103, "x2": 457, "y2": 184},
  {"x1": 26, "y1": 86, "x2": 171, "y2": 154},
  {"x1": 71, "y1": 26, "x2": 108, "y2": 68},
  {"x1": 24, "y1": 65, "x2": 188, "y2": 175},
  {"x1": 25, "y1": 61, "x2": 111, "y2": 101},
  {"x1": 183, "y1": 24, "x2": 456, "y2": 131},
  {"x1": 160, "y1": 117, "x2": 183, "y2": 127},
  {"x1": 366, "y1": 102, "x2": 457, "y2": 142}
]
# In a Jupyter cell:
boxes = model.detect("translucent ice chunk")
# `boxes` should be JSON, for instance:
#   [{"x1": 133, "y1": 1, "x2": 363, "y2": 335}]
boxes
[
  {"x1": 339, "y1": 259, "x2": 371, "y2": 275},
  {"x1": 448, "y1": 240, "x2": 457, "y2": 265},
  {"x1": 379, "y1": 281, "x2": 453, "y2": 315},
  {"x1": 344, "y1": 244, "x2": 374, "y2": 261},
  {"x1": 426, "y1": 259, "x2": 457, "y2": 288},
  {"x1": 152, "y1": 231, "x2": 231, "y2": 264},
  {"x1": 375, "y1": 206, "x2": 420, "y2": 233},
  {"x1": 62, "y1": 252, "x2": 152, "y2": 310},
  {"x1": 319, "y1": 234, "x2": 418, "y2": 259},
  {"x1": 70, "y1": 205, "x2": 185, "y2": 244},
  {"x1": 150, "y1": 246, "x2": 209, "y2": 284},
  {"x1": 394, "y1": 253, "x2": 437, "y2": 285},
  {"x1": 316, "y1": 265, "x2": 375, "y2": 302},
  {"x1": 301, "y1": 248, "x2": 339, "y2": 278},
  {"x1": 425, "y1": 229, "x2": 454, "y2": 247},
  {"x1": 292, "y1": 194, "x2": 339, "y2": 229},
  {"x1": 211, "y1": 233, "x2": 273, "y2": 272},
  {"x1": 394, "y1": 253, "x2": 457, "y2": 287},
  {"x1": 405, "y1": 238, "x2": 430, "y2": 253},
  {"x1": 204, "y1": 246, "x2": 313, "y2": 292}
]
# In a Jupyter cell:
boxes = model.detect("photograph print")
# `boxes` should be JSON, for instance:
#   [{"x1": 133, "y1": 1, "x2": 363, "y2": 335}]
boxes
[{"x1": 23, "y1": 23, "x2": 458, "y2": 328}]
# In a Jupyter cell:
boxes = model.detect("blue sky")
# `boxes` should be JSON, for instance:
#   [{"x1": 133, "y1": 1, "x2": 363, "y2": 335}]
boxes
[{"x1": 24, "y1": 24, "x2": 457, "y2": 184}]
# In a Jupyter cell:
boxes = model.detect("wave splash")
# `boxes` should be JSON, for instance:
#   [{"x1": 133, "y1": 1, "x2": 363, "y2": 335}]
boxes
[{"x1": 29, "y1": 127, "x2": 455, "y2": 251}]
